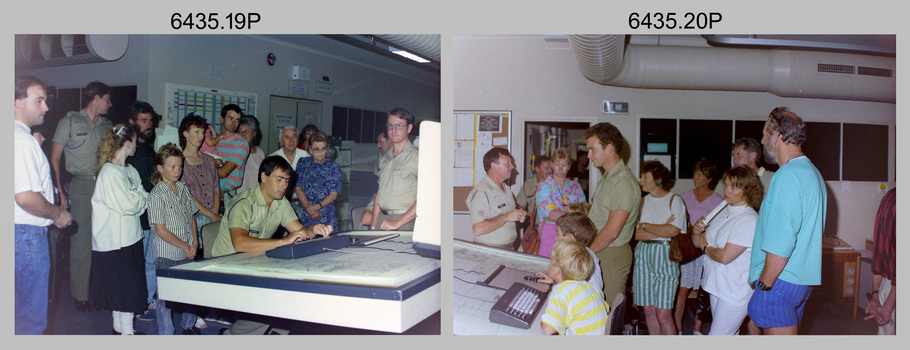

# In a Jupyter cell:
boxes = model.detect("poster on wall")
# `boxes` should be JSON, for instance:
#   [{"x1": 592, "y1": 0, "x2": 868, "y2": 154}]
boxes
[
  {"x1": 274, "y1": 113, "x2": 296, "y2": 130},
  {"x1": 166, "y1": 83, "x2": 257, "y2": 130}
]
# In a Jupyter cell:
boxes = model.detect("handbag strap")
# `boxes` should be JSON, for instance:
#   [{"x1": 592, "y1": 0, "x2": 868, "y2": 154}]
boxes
[{"x1": 667, "y1": 193, "x2": 687, "y2": 233}]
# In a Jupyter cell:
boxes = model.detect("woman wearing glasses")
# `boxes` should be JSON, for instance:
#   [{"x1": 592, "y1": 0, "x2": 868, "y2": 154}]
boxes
[{"x1": 293, "y1": 131, "x2": 341, "y2": 233}]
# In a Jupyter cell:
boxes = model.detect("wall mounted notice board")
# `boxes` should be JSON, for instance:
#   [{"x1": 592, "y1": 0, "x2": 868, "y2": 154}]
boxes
[
  {"x1": 453, "y1": 111, "x2": 512, "y2": 212},
  {"x1": 165, "y1": 83, "x2": 257, "y2": 130}
]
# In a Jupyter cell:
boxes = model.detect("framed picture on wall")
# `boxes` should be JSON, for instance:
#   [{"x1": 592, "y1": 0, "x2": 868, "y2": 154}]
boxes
[{"x1": 477, "y1": 114, "x2": 502, "y2": 133}]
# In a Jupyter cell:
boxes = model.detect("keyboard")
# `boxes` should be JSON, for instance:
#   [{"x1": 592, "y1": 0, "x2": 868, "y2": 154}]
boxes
[
  {"x1": 489, "y1": 282, "x2": 548, "y2": 329},
  {"x1": 265, "y1": 235, "x2": 351, "y2": 259}
]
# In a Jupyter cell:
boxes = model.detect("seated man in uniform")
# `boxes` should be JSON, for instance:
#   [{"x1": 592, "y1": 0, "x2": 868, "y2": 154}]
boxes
[
  {"x1": 209, "y1": 155, "x2": 332, "y2": 335},
  {"x1": 211, "y1": 155, "x2": 332, "y2": 257}
]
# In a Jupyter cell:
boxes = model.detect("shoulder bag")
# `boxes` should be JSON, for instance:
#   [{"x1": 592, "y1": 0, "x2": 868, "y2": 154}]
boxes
[{"x1": 668, "y1": 194, "x2": 701, "y2": 264}]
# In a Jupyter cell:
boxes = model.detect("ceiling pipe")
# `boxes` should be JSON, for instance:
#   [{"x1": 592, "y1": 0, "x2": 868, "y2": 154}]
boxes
[
  {"x1": 567, "y1": 34, "x2": 895, "y2": 103},
  {"x1": 375, "y1": 34, "x2": 440, "y2": 63},
  {"x1": 15, "y1": 34, "x2": 129, "y2": 69}
]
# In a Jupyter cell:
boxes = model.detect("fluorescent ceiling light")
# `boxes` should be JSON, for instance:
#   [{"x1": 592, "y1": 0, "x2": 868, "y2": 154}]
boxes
[{"x1": 390, "y1": 47, "x2": 430, "y2": 63}]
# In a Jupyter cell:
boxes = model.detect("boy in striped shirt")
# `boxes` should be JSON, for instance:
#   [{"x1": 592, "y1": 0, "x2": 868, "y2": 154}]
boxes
[
  {"x1": 540, "y1": 239, "x2": 609, "y2": 335},
  {"x1": 148, "y1": 144, "x2": 201, "y2": 334}
]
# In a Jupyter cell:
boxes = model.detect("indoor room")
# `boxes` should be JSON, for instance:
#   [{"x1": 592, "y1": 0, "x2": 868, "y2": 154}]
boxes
[
  {"x1": 452, "y1": 34, "x2": 894, "y2": 335},
  {"x1": 15, "y1": 33, "x2": 441, "y2": 335}
]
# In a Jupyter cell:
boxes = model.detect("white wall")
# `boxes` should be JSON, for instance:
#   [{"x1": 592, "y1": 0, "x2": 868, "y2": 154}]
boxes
[
  {"x1": 453, "y1": 35, "x2": 896, "y2": 250},
  {"x1": 20, "y1": 34, "x2": 441, "y2": 159}
]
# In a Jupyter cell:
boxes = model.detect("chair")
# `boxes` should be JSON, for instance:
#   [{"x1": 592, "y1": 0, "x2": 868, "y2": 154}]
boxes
[
  {"x1": 607, "y1": 292, "x2": 626, "y2": 335},
  {"x1": 201, "y1": 221, "x2": 221, "y2": 259}
]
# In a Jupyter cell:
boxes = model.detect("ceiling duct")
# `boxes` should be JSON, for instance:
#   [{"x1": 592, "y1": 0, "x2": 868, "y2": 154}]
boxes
[
  {"x1": 16, "y1": 34, "x2": 128, "y2": 70},
  {"x1": 375, "y1": 34, "x2": 440, "y2": 63},
  {"x1": 566, "y1": 34, "x2": 626, "y2": 84},
  {"x1": 567, "y1": 34, "x2": 895, "y2": 103}
]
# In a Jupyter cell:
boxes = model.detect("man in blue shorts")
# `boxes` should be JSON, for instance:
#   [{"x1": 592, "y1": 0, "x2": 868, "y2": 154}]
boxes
[{"x1": 747, "y1": 107, "x2": 827, "y2": 335}]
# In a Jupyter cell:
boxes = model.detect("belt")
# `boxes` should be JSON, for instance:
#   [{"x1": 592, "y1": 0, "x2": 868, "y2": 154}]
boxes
[
  {"x1": 72, "y1": 174, "x2": 97, "y2": 181},
  {"x1": 380, "y1": 208, "x2": 407, "y2": 215},
  {"x1": 641, "y1": 239, "x2": 670, "y2": 245}
]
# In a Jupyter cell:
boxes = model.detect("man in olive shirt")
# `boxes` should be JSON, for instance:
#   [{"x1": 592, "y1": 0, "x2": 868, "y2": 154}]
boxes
[
  {"x1": 49, "y1": 81, "x2": 113, "y2": 312},
  {"x1": 583, "y1": 123, "x2": 641, "y2": 301},
  {"x1": 370, "y1": 108, "x2": 419, "y2": 231},
  {"x1": 467, "y1": 147, "x2": 528, "y2": 250},
  {"x1": 211, "y1": 156, "x2": 331, "y2": 257},
  {"x1": 210, "y1": 156, "x2": 331, "y2": 334}
]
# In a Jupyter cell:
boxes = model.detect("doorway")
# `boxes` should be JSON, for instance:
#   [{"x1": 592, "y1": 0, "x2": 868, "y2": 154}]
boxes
[{"x1": 523, "y1": 121, "x2": 593, "y2": 194}]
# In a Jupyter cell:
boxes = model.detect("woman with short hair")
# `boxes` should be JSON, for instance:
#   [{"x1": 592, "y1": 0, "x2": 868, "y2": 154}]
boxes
[
  {"x1": 633, "y1": 160, "x2": 688, "y2": 335},
  {"x1": 692, "y1": 165, "x2": 764, "y2": 335}
]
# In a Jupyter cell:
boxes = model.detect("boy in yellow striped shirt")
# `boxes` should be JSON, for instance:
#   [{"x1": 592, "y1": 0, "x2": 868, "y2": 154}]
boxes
[{"x1": 540, "y1": 239, "x2": 609, "y2": 335}]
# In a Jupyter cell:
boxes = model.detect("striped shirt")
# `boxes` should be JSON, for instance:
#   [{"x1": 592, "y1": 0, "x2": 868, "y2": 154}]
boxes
[
  {"x1": 872, "y1": 188, "x2": 896, "y2": 284},
  {"x1": 149, "y1": 181, "x2": 199, "y2": 261},
  {"x1": 213, "y1": 133, "x2": 250, "y2": 191},
  {"x1": 542, "y1": 280, "x2": 609, "y2": 335}
]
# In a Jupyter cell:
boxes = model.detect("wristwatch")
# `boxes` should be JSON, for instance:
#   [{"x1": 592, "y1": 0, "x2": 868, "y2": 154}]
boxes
[{"x1": 756, "y1": 280, "x2": 772, "y2": 292}]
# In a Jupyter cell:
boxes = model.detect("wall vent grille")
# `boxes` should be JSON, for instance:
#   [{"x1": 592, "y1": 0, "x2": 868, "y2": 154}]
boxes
[
  {"x1": 857, "y1": 66, "x2": 893, "y2": 78},
  {"x1": 818, "y1": 63, "x2": 855, "y2": 74}
]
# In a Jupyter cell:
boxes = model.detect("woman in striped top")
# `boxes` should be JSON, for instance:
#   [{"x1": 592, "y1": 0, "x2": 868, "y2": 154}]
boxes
[{"x1": 148, "y1": 143, "x2": 200, "y2": 335}]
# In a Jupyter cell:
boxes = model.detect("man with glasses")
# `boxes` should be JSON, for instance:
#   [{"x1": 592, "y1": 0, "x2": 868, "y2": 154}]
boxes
[
  {"x1": 466, "y1": 147, "x2": 527, "y2": 250},
  {"x1": 369, "y1": 108, "x2": 420, "y2": 231}
]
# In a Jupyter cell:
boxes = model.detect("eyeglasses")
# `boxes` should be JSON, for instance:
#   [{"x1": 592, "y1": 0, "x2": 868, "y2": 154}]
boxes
[
  {"x1": 386, "y1": 123, "x2": 408, "y2": 131},
  {"x1": 310, "y1": 147, "x2": 328, "y2": 152}
]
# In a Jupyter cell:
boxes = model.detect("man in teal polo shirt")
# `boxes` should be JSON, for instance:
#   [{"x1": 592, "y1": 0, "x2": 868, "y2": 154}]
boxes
[
  {"x1": 583, "y1": 122, "x2": 641, "y2": 303},
  {"x1": 747, "y1": 107, "x2": 826, "y2": 335}
]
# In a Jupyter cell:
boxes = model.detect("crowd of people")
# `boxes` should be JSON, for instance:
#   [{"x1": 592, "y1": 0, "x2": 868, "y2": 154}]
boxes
[
  {"x1": 466, "y1": 107, "x2": 852, "y2": 336},
  {"x1": 14, "y1": 76, "x2": 421, "y2": 335}
]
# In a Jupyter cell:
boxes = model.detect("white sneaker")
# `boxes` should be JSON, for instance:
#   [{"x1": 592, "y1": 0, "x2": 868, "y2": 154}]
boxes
[
  {"x1": 694, "y1": 330, "x2": 704, "y2": 335},
  {"x1": 195, "y1": 317, "x2": 208, "y2": 329}
]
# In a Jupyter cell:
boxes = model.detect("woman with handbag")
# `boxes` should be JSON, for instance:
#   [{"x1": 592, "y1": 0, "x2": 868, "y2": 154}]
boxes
[
  {"x1": 691, "y1": 165, "x2": 763, "y2": 335},
  {"x1": 633, "y1": 160, "x2": 688, "y2": 335},
  {"x1": 534, "y1": 147, "x2": 586, "y2": 257},
  {"x1": 675, "y1": 159, "x2": 724, "y2": 334}
]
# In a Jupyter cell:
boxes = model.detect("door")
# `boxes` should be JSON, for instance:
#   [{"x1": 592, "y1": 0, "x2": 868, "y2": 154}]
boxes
[{"x1": 267, "y1": 95, "x2": 322, "y2": 154}]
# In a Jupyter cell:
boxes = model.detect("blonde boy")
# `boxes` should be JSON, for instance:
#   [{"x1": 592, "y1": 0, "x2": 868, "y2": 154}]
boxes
[
  {"x1": 540, "y1": 239, "x2": 609, "y2": 335},
  {"x1": 536, "y1": 213, "x2": 604, "y2": 293}
]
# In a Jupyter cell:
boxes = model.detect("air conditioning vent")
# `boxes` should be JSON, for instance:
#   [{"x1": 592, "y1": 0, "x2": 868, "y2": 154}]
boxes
[
  {"x1": 857, "y1": 66, "x2": 893, "y2": 78},
  {"x1": 818, "y1": 63, "x2": 855, "y2": 74}
]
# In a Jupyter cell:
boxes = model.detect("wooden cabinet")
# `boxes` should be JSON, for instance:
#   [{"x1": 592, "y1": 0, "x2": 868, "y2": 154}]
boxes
[{"x1": 820, "y1": 246, "x2": 861, "y2": 319}]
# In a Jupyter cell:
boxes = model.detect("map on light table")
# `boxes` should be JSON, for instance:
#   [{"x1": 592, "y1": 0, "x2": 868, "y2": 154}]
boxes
[
  {"x1": 173, "y1": 239, "x2": 439, "y2": 288},
  {"x1": 453, "y1": 240, "x2": 551, "y2": 335}
]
